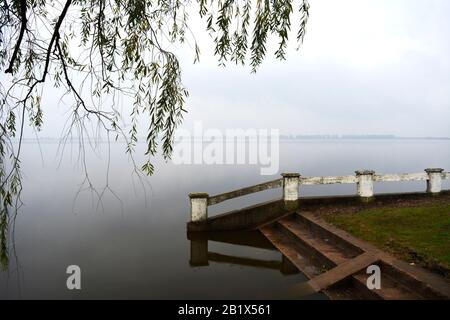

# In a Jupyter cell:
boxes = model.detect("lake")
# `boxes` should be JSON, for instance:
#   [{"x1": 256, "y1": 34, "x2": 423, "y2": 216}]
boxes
[{"x1": 1, "y1": 139, "x2": 449, "y2": 299}]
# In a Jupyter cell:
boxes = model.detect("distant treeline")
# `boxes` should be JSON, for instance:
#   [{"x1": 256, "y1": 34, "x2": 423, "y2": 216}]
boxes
[
  {"x1": 280, "y1": 135, "x2": 450, "y2": 140},
  {"x1": 17, "y1": 134, "x2": 450, "y2": 142}
]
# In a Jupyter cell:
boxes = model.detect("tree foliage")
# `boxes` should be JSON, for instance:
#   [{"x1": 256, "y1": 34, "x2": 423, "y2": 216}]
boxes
[{"x1": 0, "y1": 0, "x2": 310, "y2": 268}]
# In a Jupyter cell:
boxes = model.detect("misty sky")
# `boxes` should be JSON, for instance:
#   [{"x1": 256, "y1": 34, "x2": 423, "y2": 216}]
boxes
[{"x1": 9, "y1": 0, "x2": 450, "y2": 138}]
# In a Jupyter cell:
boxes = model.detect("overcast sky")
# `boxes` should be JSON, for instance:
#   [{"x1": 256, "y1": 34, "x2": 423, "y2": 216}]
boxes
[{"x1": 13, "y1": 0, "x2": 450, "y2": 138}]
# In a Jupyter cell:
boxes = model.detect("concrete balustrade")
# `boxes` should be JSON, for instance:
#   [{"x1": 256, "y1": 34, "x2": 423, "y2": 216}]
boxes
[
  {"x1": 189, "y1": 168, "x2": 449, "y2": 223},
  {"x1": 189, "y1": 192, "x2": 209, "y2": 222},
  {"x1": 355, "y1": 170, "x2": 375, "y2": 198},
  {"x1": 425, "y1": 168, "x2": 444, "y2": 194},
  {"x1": 281, "y1": 173, "x2": 300, "y2": 201}
]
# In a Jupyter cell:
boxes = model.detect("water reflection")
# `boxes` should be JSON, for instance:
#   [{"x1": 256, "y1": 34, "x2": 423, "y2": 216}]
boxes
[
  {"x1": 188, "y1": 231, "x2": 299, "y2": 275},
  {"x1": 1, "y1": 140, "x2": 449, "y2": 299},
  {"x1": 187, "y1": 230, "x2": 327, "y2": 299}
]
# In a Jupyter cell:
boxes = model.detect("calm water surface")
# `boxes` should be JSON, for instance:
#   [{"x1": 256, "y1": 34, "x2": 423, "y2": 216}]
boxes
[{"x1": 1, "y1": 140, "x2": 449, "y2": 299}]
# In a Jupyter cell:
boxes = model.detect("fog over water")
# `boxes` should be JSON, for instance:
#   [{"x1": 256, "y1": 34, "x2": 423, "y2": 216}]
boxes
[{"x1": 0, "y1": 140, "x2": 449, "y2": 299}]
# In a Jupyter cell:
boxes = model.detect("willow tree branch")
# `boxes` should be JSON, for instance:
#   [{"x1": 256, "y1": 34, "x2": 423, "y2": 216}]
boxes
[
  {"x1": 22, "y1": 0, "x2": 72, "y2": 101},
  {"x1": 40, "y1": 0, "x2": 72, "y2": 82},
  {"x1": 56, "y1": 34, "x2": 112, "y2": 123},
  {"x1": 5, "y1": 0, "x2": 27, "y2": 73}
]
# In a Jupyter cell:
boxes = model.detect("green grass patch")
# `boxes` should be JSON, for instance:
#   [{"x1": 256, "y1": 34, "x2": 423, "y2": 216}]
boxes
[{"x1": 324, "y1": 203, "x2": 450, "y2": 272}]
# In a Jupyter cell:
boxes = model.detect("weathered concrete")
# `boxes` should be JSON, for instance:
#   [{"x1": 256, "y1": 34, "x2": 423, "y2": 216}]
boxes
[
  {"x1": 282, "y1": 173, "x2": 300, "y2": 201},
  {"x1": 425, "y1": 168, "x2": 444, "y2": 194},
  {"x1": 307, "y1": 252, "x2": 378, "y2": 293},
  {"x1": 301, "y1": 175, "x2": 357, "y2": 185},
  {"x1": 190, "y1": 168, "x2": 450, "y2": 224},
  {"x1": 207, "y1": 178, "x2": 283, "y2": 205},
  {"x1": 355, "y1": 170, "x2": 375, "y2": 198},
  {"x1": 373, "y1": 172, "x2": 428, "y2": 182},
  {"x1": 189, "y1": 192, "x2": 208, "y2": 222},
  {"x1": 260, "y1": 212, "x2": 450, "y2": 299},
  {"x1": 298, "y1": 212, "x2": 450, "y2": 299},
  {"x1": 188, "y1": 168, "x2": 450, "y2": 231},
  {"x1": 188, "y1": 191, "x2": 450, "y2": 232},
  {"x1": 187, "y1": 198, "x2": 295, "y2": 232}
]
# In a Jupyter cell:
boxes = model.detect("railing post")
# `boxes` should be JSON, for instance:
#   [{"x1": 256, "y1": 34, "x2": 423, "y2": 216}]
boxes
[
  {"x1": 355, "y1": 170, "x2": 375, "y2": 198},
  {"x1": 189, "y1": 192, "x2": 209, "y2": 222},
  {"x1": 281, "y1": 173, "x2": 300, "y2": 201},
  {"x1": 425, "y1": 168, "x2": 444, "y2": 194}
]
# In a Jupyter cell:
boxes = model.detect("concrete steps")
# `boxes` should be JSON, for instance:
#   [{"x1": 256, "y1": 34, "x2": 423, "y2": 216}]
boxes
[
  {"x1": 278, "y1": 217, "x2": 356, "y2": 265},
  {"x1": 259, "y1": 212, "x2": 449, "y2": 299},
  {"x1": 260, "y1": 224, "x2": 325, "y2": 279},
  {"x1": 299, "y1": 212, "x2": 450, "y2": 299},
  {"x1": 260, "y1": 223, "x2": 362, "y2": 299}
]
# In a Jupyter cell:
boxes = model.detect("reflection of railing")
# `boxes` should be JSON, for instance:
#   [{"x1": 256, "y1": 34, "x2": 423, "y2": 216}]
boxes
[
  {"x1": 188, "y1": 230, "x2": 299, "y2": 275},
  {"x1": 189, "y1": 168, "x2": 449, "y2": 222},
  {"x1": 207, "y1": 252, "x2": 282, "y2": 271}
]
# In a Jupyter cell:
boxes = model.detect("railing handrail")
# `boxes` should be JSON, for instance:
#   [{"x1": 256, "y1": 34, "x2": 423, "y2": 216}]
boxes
[
  {"x1": 300, "y1": 175, "x2": 357, "y2": 185},
  {"x1": 373, "y1": 172, "x2": 428, "y2": 182},
  {"x1": 189, "y1": 168, "x2": 449, "y2": 222},
  {"x1": 208, "y1": 178, "x2": 283, "y2": 206},
  {"x1": 207, "y1": 171, "x2": 448, "y2": 205}
]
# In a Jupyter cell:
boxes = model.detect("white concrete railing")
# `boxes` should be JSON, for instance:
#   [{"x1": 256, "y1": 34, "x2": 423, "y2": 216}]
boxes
[{"x1": 189, "y1": 168, "x2": 449, "y2": 222}]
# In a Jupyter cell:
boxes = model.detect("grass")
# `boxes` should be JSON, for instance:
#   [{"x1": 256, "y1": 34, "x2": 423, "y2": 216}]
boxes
[{"x1": 324, "y1": 202, "x2": 450, "y2": 276}]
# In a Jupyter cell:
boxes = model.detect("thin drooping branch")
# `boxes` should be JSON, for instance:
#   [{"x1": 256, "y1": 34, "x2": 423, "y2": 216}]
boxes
[
  {"x1": 96, "y1": 0, "x2": 106, "y2": 81},
  {"x1": 4, "y1": 0, "x2": 27, "y2": 73},
  {"x1": 56, "y1": 34, "x2": 112, "y2": 123}
]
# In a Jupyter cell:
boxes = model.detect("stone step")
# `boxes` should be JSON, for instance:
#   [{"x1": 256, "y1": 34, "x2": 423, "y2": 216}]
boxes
[
  {"x1": 277, "y1": 216, "x2": 356, "y2": 265},
  {"x1": 260, "y1": 224, "x2": 364, "y2": 299},
  {"x1": 294, "y1": 212, "x2": 364, "y2": 256},
  {"x1": 352, "y1": 270, "x2": 422, "y2": 300},
  {"x1": 307, "y1": 252, "x2": 378, "y2": 292},
  {"x1": 259, "y1": 225, "x2": 324, "y2": 279}
]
